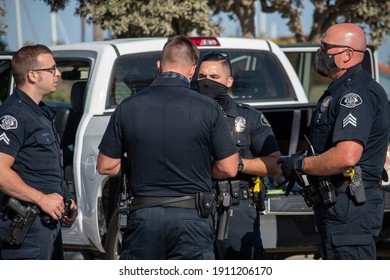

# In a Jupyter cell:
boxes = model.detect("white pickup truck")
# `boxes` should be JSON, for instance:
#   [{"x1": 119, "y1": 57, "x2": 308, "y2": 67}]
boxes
[{"x1": 0, "y1": 37, "x2": 388, "y2": 259}]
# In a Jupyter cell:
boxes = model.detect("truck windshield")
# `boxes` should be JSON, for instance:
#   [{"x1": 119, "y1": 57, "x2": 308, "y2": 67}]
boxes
[{"x1": 109, "y1": 49, "x2": 296, "y2": 109}]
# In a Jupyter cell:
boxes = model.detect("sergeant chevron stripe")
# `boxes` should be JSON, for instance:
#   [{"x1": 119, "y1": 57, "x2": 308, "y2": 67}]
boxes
[
  {"x1": 343, "y1": 113, "x2": 357, "y2": 128},
  {"x1": 0, "y1": 132, "x2": 10, "y2": 145}
]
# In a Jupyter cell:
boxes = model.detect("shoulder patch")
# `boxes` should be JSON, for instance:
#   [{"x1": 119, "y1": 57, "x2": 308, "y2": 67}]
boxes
[
  {"x1": 261, "y1": 114, "x2": 271, "y2": 127},
  {"x1": 219, "y1": 105, "x2": 227, "y2": 118},
  {"x1": 340, "y1": 93, "x2": 362, "y2": 108},
  {"x1": 0, "y1": 115, "x2": 18, "y2": 130}
]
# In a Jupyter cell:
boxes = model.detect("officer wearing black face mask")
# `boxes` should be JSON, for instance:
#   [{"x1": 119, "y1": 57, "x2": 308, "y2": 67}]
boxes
[
  {"x1": 197, "y1": 51, "x2": 281, "y2": 260},
  {"x1": 278, "y1": 23, "x2": 389, "y2": 260},
  {"x1": 98, "y1": 37, "x2": 238, "y2": 260}
]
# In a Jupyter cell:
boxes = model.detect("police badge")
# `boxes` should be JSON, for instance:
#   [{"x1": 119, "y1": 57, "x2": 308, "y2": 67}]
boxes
[{"x1": 235, "y1": 116, "x2": 246, "y2": 133}]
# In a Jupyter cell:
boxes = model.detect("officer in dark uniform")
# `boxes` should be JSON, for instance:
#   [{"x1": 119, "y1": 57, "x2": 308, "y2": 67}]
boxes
[
  {"x1": 197, "y1": 51, "x2": 281, "y2": 259},
  {"x1": 0, "y1": 44, "x2": 77, "y2": 259},
  {"x1": 278, "y1": 23, "x2": 389, "y2": 259},
  {"x1": 97, "y1": 35, "x2": 238, "y2": 260}
]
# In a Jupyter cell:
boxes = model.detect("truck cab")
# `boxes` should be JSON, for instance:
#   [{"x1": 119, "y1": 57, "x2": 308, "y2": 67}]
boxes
[{"x1": 1, "y1": 37, "x2": 388, "y2": 259}]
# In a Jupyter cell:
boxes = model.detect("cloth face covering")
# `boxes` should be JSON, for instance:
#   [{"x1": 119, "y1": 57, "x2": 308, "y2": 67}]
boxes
[
  {"x1": 314, "y1": 49, "x2": 341, "y2": 77},
  {"x1": 197, "y1": 78, "x2": 229, "y2": 110}
]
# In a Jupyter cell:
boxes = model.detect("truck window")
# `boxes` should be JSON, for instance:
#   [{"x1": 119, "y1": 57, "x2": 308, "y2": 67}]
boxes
[
  {"x1": 43, "y1": 60, "x2": 91, "y2": 196},
  {"x1": 43, "y1": 60, "x2": 90, "y2": 113},
  {"x1": 193, "y1": 49, "x2": 296, "y2": 103},
  {"x1": 109, "y1": 53, "x2": 160, "y2": 108},
  {"x1": 0, "y1": 59, "x2": 12, "y2": 104},
  {"x1": 109, "y1": 49, "x2": 296, "y2": 109},
  {"x1": 285, "y1": 48, "x2": 375, "y2": 103}
]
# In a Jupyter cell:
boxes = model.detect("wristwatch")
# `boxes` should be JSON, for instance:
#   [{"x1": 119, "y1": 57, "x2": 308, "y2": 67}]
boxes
[
  {"x1": 238, "y1": 155, "x2": 244, "y2": 172},
  {"x1": 295, "y1": 157, "x2": 305, "y2": 172}
]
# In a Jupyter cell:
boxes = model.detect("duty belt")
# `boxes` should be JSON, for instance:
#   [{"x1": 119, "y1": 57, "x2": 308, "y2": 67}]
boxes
[
  {"x1": 332, "y1": 180, "x2": 350, "y2": 194},
  {"x1": 131, "y1": 196, "x2": 196, "y2": 209}
]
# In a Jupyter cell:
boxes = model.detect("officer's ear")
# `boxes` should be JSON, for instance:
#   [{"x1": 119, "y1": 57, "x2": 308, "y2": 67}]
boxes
[
  {"x1": 26, "y1": 70, "x2": 39, "y2": 84},
  {"x1": 188, "y1": 64, "x2": 197, "y2": 81},
  {"x1": 156, "y1": 60, "x2": 162, "y2": 73},
  {"x1": 343, "y1": 49, "x2": 354, "y2": 63},
  {"x1": 227, "y1": 76, "x2": 234, "y2": 88}
]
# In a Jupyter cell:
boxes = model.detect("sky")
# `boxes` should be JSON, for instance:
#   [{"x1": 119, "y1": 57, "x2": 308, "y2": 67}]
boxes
[{"x1": 3, "y1": 0, "x2": 390, "y2": 64}]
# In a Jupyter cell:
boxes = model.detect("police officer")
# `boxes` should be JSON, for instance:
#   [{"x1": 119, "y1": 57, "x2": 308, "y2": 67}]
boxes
[
  {"x1": 197, "y1": 51, "x2": 281, "y2": 259},
  {"x1": 0, "y1": 44, "x2": 78, "y2": 259},
  {"x1": 278, "y1": 23, "x2": 390, "y2": 259},
  {"x1": 97, "y1": 35, "x2": 238, "y2": 260}
]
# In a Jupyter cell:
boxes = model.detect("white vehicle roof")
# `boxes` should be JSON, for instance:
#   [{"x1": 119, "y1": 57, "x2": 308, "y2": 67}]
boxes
[{"x1": 50, "y1": 36, "x2": 308, "y2": 108}]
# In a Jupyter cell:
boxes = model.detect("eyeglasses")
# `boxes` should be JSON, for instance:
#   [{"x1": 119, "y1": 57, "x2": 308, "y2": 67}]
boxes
[
  {"x1": 200, "y1": 51, "x2": 232, "y2": 75},
  {"x1": 31, "y1": 66, "x2": 58, "y2": 75},
  {"x1": 320, "y1": 41, "x2": 365, "y2": 54}
]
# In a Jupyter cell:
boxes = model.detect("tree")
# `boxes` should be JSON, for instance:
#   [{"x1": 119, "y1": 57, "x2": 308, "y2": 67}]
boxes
[
  {"x1": 43, "y1": 0, "x2": 220, "y2": 38},
  {"x1": 210, "y1": 0, "x2": 390, "y2": 47},
  {"x1": 208, "y1": 0, "x2": 256, "y2": 38},
  {"x1": 260, "y1": 0, "x2": 390, "y2": 46},
  {"x1": 0, "y1": 0, "x2": 6, "y2": 37},
  {"x1": 41, "y1": 0, "x2": 70, "y2": 11},
  {"x1": 37, "y1": 0, "x2": 390, "y2": 47}
]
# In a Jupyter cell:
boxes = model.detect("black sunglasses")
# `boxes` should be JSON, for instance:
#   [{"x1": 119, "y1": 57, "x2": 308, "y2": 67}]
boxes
[
  {"x1": 320, "y1": 41, "x2": 365, "y2": 54},
  {"x1": 200, "y1": 51, "x2": 232, "y2": 75}
]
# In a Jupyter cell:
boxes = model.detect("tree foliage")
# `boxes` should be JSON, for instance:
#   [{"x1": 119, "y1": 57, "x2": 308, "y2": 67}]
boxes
[
  {"x1": 40, "y1": 0, "x2": 70, "y2": 12},
  {"x1": 0, "y1": 0, "x2": 6, "y2": 37},
  {"x1": 75, "y1": 0, "x2": 221, "y2": 37},
  {"x1": 208, "y1": 0, "x2": 256, "y2": 38},
  {"x1": 2, "y1": 0, "x2": 389, "y2": 48},
  {"x1": 259, "y1": 0, "x2": 390, "y2": 46},
  {"x1": 209, "y1": 0, "x2": 390, "y2": 46}
]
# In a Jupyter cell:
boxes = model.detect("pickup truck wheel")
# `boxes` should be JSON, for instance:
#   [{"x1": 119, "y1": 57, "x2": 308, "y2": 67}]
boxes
[{"x1": 105, "y1": 214, "x2": 122, "y2": 260}]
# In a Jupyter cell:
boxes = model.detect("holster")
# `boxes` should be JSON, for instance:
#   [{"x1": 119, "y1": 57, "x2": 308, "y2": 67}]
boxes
[
  {"x1": 349, "y1": 166, "x2": 366, "y2": 203},
  {"x1": 3, "y1": 198, "x2": 39, "y2": 246},
  {"x1": 215, "y1": 181, "x2": 233, "y2": 240},
  {"x1": 250, "y1": 177, "x2": 266, "y2": 211},
  {"x1": 256, "y1": 187, "x2": 266, "y2": 211},
  {"x1": 317, "y1": 177, "x2": 337, "y2": 205},
  {"x1": 298, "y1": 174, "x2": 322, "y2": 207},
  {"x1": 195, "y1": 192, "x2": 216, "y2": 218}
]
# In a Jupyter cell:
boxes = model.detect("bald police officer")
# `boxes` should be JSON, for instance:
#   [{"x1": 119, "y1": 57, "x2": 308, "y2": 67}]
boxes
[{"x1": 279, "y1": 23, "x2": 389, "y2": 260}]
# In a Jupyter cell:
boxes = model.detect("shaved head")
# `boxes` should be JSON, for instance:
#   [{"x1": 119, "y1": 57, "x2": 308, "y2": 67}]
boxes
[
  {"x1": 324, "y1": 23, "x2": 366, "y2": 52},
  {"x1": 320, "y1": 23, "x2": 367, "y2": 78}
]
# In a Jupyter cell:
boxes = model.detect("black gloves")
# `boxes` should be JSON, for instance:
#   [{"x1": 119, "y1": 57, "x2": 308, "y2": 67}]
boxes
[
  {"x1": 277, "y1": 152, "x2": 305, "y2": 195},
  {"x1": 277, "y1": 153, "x2": 301, "y2": 180}
]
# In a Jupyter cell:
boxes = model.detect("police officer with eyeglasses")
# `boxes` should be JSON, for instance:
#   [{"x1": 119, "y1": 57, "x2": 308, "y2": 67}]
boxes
[
  {"x1": 196, "y1": 51, "x2": 281, "y2": 260},
  {"x1": 278, "y1": 23, "x2": 390, "y2": 259},
  {"x1": 0, "y1": 44, "x2": 78, "y2": 259}
]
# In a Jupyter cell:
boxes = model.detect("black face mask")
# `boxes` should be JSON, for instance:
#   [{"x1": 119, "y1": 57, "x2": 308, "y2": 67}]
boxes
[
  {"x1": 314, "y1": 49, "x2": 341, "y2": 77},
  {"x1": 197, "y1": 79, "x2": 229, "y2": 110}
]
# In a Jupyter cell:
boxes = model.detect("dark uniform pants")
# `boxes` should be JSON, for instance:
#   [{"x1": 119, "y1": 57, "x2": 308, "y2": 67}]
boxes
[
  {"x1": 120, "y1": 207, "x2": 214, "y2": 260},
  {"x1": 215, "y1": 200, "x2": 265, "y2": 260},
  {"x1": 0, "y1": 212, "x2": 61, "y2": 260},
  {"x1": 314, "y1": 186, "x2": 384, "y2": 260}
]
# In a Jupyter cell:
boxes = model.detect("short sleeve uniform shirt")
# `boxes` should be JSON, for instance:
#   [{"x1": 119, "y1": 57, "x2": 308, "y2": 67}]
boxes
[
  {"x1": 99, "y1": 74, "x2": 237, "y2": 196},
  {"x1": 0, "y1": 88, "x2": 66, "y2": 198},
  {"x1": 309, "y1": 64, "x2": 390, "y2": 181}
]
